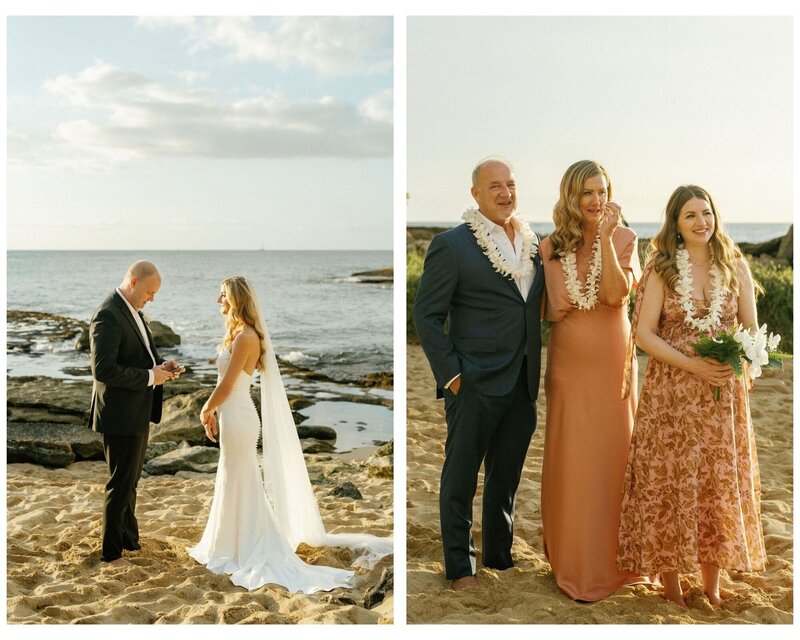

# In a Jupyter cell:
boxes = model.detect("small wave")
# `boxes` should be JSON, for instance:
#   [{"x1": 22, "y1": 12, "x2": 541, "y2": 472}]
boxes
[{"x1": 281, "y1": 350, "x2": 320, "y2": 366}]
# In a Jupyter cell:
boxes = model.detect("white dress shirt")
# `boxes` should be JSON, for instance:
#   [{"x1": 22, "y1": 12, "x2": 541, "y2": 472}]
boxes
[
  {"x1": 116, "y1": 288, "x2": 156, "y2": 386},
  {"x1": 476, "y1": 210, "x2": 535, "y2": 301}
]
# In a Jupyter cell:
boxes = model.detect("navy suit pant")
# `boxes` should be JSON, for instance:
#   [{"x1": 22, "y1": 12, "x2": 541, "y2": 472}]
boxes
[{"x1": 439, "y1": 359, "x2": 537, "y2": 580}]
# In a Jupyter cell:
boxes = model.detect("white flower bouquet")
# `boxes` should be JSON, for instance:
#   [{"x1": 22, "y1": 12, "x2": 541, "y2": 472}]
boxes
[{"x1": 691, "y1": 323, "x2": 789, "y2": 401}]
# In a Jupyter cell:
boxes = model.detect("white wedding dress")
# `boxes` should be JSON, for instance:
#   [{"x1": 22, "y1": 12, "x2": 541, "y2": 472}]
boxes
[{"x1": 187, "y1": 349, "x2": 356, "y2": 593}]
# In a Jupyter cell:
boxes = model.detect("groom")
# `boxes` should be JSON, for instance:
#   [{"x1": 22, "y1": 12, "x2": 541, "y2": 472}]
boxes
[
  {"x1": 413, "y1": 157, "x2": 544, "y2": 589},
  {"x1": 88, "y1": 260, "x2": 181, "y2": 564}
]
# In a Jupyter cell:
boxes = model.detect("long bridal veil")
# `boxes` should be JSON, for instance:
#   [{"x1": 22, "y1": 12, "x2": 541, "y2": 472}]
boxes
[{"x1": 255, "y1": 311, "x2": 393, "y2": 569}]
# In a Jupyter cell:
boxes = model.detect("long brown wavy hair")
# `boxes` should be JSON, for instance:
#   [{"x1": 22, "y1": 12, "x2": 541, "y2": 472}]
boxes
[
  {"x1": 646, "y1": 185, "x2": 743, "y2": 295},
  {"x1": 219, "y1": 276, "x2": 267, "y2": 371},
  {"x1": 549, "y1": 160, "x2": 621, "y2": 259}
]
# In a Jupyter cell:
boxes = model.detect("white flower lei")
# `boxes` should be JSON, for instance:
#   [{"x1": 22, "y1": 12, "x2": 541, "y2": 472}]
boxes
[
  {"x1": 561, "y1": 233, "x2": 602, "y2": 310},
  {"x1": 462, "y1": 208, "x2": 537, "y2": 281},
  {"x1": 675, "y1": 247, "x2": 725, "y2": 332}
]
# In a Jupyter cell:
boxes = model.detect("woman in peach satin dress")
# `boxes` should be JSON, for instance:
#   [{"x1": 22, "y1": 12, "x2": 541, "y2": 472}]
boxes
[{"x1": 539, "y1": 160, "x2": 644, "y2": 601}]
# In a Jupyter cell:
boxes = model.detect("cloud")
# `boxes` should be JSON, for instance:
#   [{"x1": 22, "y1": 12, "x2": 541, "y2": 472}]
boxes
[
  {"x1": 360, "y1": 89, "x2": 393, "y2": 125},
  {"x1": 12, "y1": 60, "x2": 392, "y2": 170},
  {"x1": 136, "y1": 16, "x2": 392, "y2": 77}
]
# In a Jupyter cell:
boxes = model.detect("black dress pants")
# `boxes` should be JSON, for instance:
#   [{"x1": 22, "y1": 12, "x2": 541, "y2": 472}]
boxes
[
  {"x1": 439, "y1": 361, "x2": 537, "y2": 580},
  {"x1": 101, "y1": 432, "x2": 149, "y2": 562}
]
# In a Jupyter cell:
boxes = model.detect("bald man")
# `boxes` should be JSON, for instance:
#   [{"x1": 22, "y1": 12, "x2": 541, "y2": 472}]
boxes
[
  {"x1": 88, "y1": 261, "x2": 182, "y2": 564},
  {"x1": 413, "y1": 157, "x2": 544, "y2": 589}
]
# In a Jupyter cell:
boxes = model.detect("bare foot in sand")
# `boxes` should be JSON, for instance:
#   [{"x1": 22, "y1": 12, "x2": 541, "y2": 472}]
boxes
[
  {"x1": 701, "y1": 563, "x2": 722, "y2": 606},
  {"x1": 661, "y1": 572, "x2": 688, "y2": 609},
  {"x1": 451, "y1": 576, "x2": 478, "y2": 591}
]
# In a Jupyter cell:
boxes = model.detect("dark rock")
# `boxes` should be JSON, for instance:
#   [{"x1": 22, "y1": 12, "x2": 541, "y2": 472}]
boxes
[
  {"x1": 350, "y1": 268, "x2": 393, "y2": 284},
  {"x1": 778, "y1": 225, "x2": 793, "y2": 265},
  {"x1": 62, "y1": 366, "x2": 92, "y2": 377},
  {"x1": 406, "y1": 227, "x2": 449, "y2": 248},
  {"x1": 143, "y1": 443, "x2": 219, "y2": 475},
  {"x1": 352, "y1": 268, "x2": 393, "y2": 278},
  {"x1": 367, "y1": 439, "x2": 393, "y2": 479},
  {"x1": 150, "y1": 390, "x2": 210, "y2": 445},
  {"x1": 144, "y1": 319, "x2": 181, "y2": 347},
  {"x1": 161, "y1": 375, "x2": 210, "y2": 400},
  {"x1": 330, "y1": 481, "x2": 363, "y2": 500},
  {"x1": 296, "y1": 425, "x2": 337, "y2": 440},
  {"x1": 739, "y1": 236, "x2": 782, "y2": 257},
  {"x1": 144, "y1": 441, "x2": 182, "y2": 462},
  {"x1": 362, "y1": 567, "x2": 393, "y2": 609},
  {"x1": 288, "y1": 396, "x2": 315, "y2": 412},
  {"x1": 319, "y1": 594, "x2": 358, "y2": 606},
  {"x1": 7, "y1": 438, "x2": 76, "y2": 468},
  {"x1": 375, "y1": 440, "x2": 393, "y2": 457},
  {"x1": 7, "y1": 376, "x2": 92, "y2": 425},
  {"x1": 75, "y1": 327, "x2": 90, "y2": 351},
  {"x1": 7, "y1": 310, "x2": 87, "y2": 354},
  {"x1": 301, "y1": 439, "x2": 336, "y2": 454},
  {"x1": 357, "y1": 371, "x2": 393, "y2": 389},
  {"x1": 7, "y1": 422, "x2": 104, "y2": 463}
]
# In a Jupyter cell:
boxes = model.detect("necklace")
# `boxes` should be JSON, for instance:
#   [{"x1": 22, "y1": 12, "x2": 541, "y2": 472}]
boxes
[
  {"x1": 675, "y1": 247, "x2": 725, "y2": 332},
  {"x1": 462, "y1": 208, "x2": 537, "y2": 281},
  {"x1": 562, "y1": 233, "x2": 602, "y2": 310}
]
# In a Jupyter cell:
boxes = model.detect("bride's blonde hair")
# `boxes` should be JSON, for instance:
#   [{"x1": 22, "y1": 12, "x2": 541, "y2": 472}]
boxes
[{"x1": 219, "y1": 276, "x2": 267, "y2": 371}]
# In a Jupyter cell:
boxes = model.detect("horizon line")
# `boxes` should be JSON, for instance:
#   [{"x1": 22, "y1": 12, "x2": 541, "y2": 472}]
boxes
[{"x1": 6, "y1": 248, "x2": 393, "y2": 252}]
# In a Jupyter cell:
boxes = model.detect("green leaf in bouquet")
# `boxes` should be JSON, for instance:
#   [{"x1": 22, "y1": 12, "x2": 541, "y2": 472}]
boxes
[
  {"x1": 767, "y1": 352, "x2": 792, "y2": 370},
  {"x1": 691, "y1": 333, "x2": 743, "y2": 378}
]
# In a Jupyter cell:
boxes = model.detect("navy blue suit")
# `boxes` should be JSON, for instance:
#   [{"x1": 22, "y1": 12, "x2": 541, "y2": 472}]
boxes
[{"x1": 413, "y1": 222, "x2": 544, "y2": 579}]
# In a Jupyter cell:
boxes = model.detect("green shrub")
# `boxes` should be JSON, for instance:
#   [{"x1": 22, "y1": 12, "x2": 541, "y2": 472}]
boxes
[
  {"x1": 407, "y1": 248, "x2": 425, "y2": 343},
  {"x1": 748, "y1": 257, "x2": 793, "y2": 352}
]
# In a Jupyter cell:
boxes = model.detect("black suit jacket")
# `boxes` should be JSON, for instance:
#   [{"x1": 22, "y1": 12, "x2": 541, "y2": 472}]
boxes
[
  {"x1": 412, "y1": 222, "x2": 544, "y2": 399},
  {"x1": 88, "y1": 291, "x2": 164, "y2": 435}
]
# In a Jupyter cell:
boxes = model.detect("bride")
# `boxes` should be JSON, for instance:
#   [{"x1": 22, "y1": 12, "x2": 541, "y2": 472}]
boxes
[{"x1": 188, "y1": 276, "x2": 392, "y2": 593}]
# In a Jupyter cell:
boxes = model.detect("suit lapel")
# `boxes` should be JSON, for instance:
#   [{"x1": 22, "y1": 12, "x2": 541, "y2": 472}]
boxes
[
  {"x1": 139, "y1": 311, "x2": 161, "y2": 361},
  {"x1": 113, "y1": 292, "x2": 150, "y2": 353},
  {"x1": 525, "y1": 250, "x2": 544, "y2": 306},
  {"x1": 463, "y1": 227, "x2": 526, "y2": 302}
]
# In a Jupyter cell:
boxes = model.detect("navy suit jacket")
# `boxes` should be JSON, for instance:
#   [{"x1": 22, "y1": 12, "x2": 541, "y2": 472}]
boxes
[
  {"x1": 88, "y1": 292, "x2": 164, "y2": 435},
  {"x1": 412, "y1": 222, "x2": 544, "y2": 399}
]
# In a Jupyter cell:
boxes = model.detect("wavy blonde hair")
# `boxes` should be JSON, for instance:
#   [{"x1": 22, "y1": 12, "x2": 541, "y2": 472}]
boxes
[
  {"x1": 548, "y1": 160, "x2": 619, "y2": 259},
  {"x1": 219, "y1": 276, "x2": 267, "y2": 371},
  {"x1": 646, "y1": 185, "x2": 743, "y2": 295}
]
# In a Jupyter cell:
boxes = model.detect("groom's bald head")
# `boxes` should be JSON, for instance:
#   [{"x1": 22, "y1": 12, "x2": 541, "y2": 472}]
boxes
[
  {"x1": 124, "y1": 260, "x2": 159, "y2": 282},
  {"x1": 120, "y1": 260, "x2": 161, "y2": 310}
]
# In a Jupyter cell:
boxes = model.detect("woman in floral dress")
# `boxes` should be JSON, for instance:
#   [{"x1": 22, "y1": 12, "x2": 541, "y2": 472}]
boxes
[
  {"x1": 539, "y1": 160, "x2": 644, "y2": 601},
  {"x1": 617, "y1": 185, "x2": 766, "y2": 608}
]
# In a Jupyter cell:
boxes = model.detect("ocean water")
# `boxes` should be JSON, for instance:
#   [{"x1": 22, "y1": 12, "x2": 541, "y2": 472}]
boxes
[
  {"x1": 410, "y1": 222, "x2": 792, "y2": 245},
  {"x1": 6, "y1": 250, "x2": 393, "y2": 450}
]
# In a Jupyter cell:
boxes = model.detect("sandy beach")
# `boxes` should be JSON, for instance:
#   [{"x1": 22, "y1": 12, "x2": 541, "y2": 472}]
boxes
[
  {"x1": 406, "y1": 344, "x2": 793, "y2": 624},
  {"x1": 7, "y1": 449, "x2": 393, "y2": 624}
]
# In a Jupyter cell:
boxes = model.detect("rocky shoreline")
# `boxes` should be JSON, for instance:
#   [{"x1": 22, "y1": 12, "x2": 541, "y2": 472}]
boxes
[{"x1": 7, "y1": 309, "x2": 393, "y2": 473}]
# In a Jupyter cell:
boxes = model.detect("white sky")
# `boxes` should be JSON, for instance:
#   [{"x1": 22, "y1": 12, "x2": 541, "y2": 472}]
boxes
[
  {"x1": 7, "y1": 16, "x2": 393, "y2": 250},
  {"x1": 407, "y1": 16, "x2": 793, "y2": 225}
]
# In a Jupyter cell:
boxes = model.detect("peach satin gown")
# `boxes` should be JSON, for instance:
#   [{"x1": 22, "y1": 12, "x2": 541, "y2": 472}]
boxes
[{"x1": 540, "y1": 227, "x2": 644, "y2": 601}]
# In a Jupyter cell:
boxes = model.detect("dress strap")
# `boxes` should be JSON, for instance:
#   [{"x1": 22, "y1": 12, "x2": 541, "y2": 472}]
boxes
[{"x1": 621, "y1": 261, "x2": 656, "y2": 399}]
